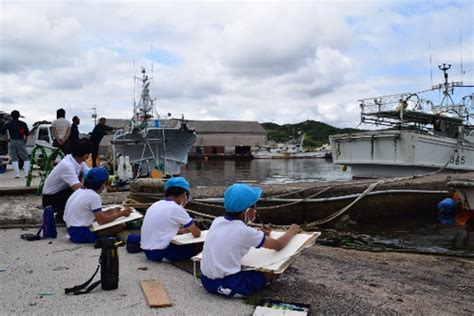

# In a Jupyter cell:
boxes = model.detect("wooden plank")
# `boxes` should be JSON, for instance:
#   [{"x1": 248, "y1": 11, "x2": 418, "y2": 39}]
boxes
[{"x1": 140, "y1": 280, "x2": 172, "y2": 308}]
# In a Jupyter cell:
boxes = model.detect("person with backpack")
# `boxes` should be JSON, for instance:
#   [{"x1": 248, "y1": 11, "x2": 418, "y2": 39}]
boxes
[
  {"x1": 42, "y1": 139, "x2": 91, "y2": 222},
  {"x1": 0, "y1": 110, "x2": 29, "y2": 178},
  {"x1": 139, "y1": 177, "x2": 201, "y2": 262},
  {"x1": 200, "y1": 183, "x2": 301, "y2": 298},
  {"x1": 64, "y1": 167, "x2": 131, "y2": 243}
]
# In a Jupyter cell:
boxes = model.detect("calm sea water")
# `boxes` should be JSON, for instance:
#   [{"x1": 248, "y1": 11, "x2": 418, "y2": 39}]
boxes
[
  {"x1": 180, "y1": 158, "x2": 351, "y2": 187},
  {"x1": 181, "y1": 158, "x2": 471, "y2": 253}
]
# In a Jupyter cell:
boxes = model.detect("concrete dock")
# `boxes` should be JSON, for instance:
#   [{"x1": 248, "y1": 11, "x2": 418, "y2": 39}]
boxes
[
  {"x1": 0, "y1": 228, "x2": 253, "y2": 315},
  {"x1": 1, "y1": 167, "x2": 473, "y2": 314}
]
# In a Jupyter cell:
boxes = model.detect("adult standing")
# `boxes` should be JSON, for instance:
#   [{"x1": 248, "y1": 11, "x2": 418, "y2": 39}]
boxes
[
  {"x1": 68, "y1": 116, "x2": 80, "y2": 148},
  {"x1": 42, "y1": 139, "x2": 91, "y2": 222},
  {"x1": 89, "y1": 117, "x2": 113, "y2": 167},
  {"x1": 52, "y1": 108, "x2": 71, "y2": 154},
  {"x1": 0, "y1": 110, "x2": 30, "y2": 178}
]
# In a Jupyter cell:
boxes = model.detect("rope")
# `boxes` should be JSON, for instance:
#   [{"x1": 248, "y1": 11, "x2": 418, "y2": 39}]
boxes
[{"x1": 127, "y1": 140, "x2": 459, "y2": 230}]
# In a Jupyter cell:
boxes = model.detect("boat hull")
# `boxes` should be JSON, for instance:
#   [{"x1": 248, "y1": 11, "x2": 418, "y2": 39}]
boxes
[
  {"x1": 113, "y1": 127, "x2": 197, "y2": 175},
  {"x1": 330, "y1": 130, "x2": 474, "y2": 178}
]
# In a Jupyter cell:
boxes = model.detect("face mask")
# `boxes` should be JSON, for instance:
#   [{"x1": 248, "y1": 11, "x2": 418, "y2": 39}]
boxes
[
  {"x1": 245, "y1": 208, "x2": 256, "y2": 224},
  {"x1": 180, "y1": 194, "x2": 188, "y2": 207}
]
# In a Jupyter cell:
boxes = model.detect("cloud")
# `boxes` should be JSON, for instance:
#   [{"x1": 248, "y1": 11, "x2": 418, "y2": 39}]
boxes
[
  {"x1": 0, "y1": 0, "x2": 472, "y2": 133},
  {"x1": 0, "y1": 2, "x2": 81, "y2": 73}
]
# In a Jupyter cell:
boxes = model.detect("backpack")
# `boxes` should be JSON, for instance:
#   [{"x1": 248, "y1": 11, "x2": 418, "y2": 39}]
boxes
[{"x1": 20, "y1": 205, "x2": 57, "y2": 241}]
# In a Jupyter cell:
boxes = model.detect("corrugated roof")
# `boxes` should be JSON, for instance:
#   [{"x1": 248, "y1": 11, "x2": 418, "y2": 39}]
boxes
[{"x1": 187, "y1": 120, "x2": 267, "y2": 134}]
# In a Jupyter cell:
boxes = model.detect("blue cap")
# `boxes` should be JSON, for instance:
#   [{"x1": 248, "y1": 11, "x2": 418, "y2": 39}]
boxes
[
  {"x1": 85, "y1": 167, "x2": 109, "y2": 184},
  {"x1": 165, "y1": 177, "x2": 190, "y2": 192},
  {"x1": 224, "y1": 184, "x2": 262, "y2": 213}
]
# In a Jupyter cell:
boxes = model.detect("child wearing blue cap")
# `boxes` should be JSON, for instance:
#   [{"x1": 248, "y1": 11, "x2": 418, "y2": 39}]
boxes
[
  {"x1": 200, "y1": 183, "x2": 301, "y2": 298},
  {"x1": 140, "y1": 177, "x2": 201, "y2": 262},
  {"x1": 64, "y1": 167, "x2": 132, "y2": 243}
]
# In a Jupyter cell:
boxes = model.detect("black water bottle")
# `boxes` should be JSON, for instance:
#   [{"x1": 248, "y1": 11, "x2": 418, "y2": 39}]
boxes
[{"x1": 100, "y1": 238, "x2": 119, "y2": 290}]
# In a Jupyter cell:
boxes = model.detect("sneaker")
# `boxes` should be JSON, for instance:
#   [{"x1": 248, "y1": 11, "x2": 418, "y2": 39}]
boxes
[
  {"x1": 54, "y1": 213, "x2": 65, "y2": 224},
  {"x1": 126, "y1": 243, "x2": 143, "y2": 254}
]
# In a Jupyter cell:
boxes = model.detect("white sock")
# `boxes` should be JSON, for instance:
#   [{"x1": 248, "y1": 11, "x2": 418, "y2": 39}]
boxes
[
  {"x1": 23, "y1": 161, "x2": 30, "y2": 177},
  {"x1": 12, "y1": 161, "x2": 20, "y2": 178}
]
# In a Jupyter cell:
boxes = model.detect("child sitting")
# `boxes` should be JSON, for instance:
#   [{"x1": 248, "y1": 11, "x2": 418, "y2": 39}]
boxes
[
  {"x1": 64, "y1": 167, "x2": 131, "y2": 243},
  {"x1": 140, "y1": 177, "x2": 201, "y2": 262},
  {"x1": 200, "y1": 183, "x2": 301, "y2": 298}
]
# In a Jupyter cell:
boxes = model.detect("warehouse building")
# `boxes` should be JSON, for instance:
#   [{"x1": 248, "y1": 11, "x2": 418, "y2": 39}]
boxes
[{"x1": 187, "y1": 120, "x2": 267, "y2": 157}]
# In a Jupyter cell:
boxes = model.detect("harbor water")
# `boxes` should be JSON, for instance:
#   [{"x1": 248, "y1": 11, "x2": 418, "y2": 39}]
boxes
[
  {"x1": 181, "y1": 158, "x2": 351, "y2": 186},
  {"x1": 182, "y1": 158, "x2": 471, "y2": 255}
]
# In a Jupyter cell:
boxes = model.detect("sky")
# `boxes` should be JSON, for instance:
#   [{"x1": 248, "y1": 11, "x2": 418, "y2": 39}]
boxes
[{"x1": 1, "y1": 0, "x2": 473, "y2": 133}]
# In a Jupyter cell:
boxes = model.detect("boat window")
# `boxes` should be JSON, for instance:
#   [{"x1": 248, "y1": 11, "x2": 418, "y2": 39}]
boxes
[{"x1": 38, "y1": 127, "x2": 50, "y2": 142}]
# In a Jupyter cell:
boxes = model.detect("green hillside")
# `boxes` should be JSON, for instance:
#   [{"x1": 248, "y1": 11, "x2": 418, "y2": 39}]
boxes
[{"x1": 261, "y1": 120, "x2": 359, "y2": 149}]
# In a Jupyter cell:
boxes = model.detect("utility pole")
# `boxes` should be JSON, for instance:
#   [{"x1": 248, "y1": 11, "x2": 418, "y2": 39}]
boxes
[{"x1": 91, "y1": 106, "x2": 97, "y2": 126}]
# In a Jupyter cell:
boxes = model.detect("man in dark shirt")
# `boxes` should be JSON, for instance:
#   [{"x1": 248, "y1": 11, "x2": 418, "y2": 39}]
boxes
[
  {"x1": 0, "y1": 110, "x2": 30, "y2": 178},
  {"x1": 89, "y1": 117, "x2": 113, "y2": 167},
  {"x1": 68, "y1": 116, "x2": 80, "y2": 148}
]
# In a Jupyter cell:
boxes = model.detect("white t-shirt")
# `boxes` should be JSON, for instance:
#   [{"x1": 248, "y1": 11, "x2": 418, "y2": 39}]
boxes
[
  {"x1": 140, "y1": 200, "x2": 194, "y2": 250},
  {"x1": 64, "y1": 188, "x2": 102, "y2": 227},
  {"x1": 52, "y1": 118, "x2": 71, "y2": 140},
  {"x1": 43, "y1": 154, "x2": 89, "y2": 195},
  {"x1": 200, "y1": 216, "x2": 265, "y2": 280}
]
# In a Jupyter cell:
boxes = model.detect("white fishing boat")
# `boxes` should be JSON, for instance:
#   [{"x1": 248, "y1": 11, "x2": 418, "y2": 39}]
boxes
[
  {"x1": 253, "y1": 136, "x2": 331, "y2": 159},
  {"x1": 330, "y1": 64, "x2": 474, "y2": 178},
  {"x1": 112, "y1": 68, "x2": 197, "y2": 177}
]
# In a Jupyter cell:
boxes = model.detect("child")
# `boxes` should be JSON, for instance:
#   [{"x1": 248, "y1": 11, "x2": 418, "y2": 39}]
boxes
[
  {"x1": 200, "y1": 183, "x2": 301, "y2": 298},
  {"x1": 42, "y1": 139, "x2": 91, "y2": 222},
  {"x1": 64, "y1": 167, "x2": 131, "y2": 243},
  {"x1": 140, "y1": 177, "x2": 201, "y2": 262}
]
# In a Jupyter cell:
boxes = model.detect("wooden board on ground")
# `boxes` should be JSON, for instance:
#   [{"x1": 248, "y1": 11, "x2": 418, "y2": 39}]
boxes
[
  {"x1": 171, "y1": 230, "x2": 208, "y2": 245},
  {"x1": 140, "y1": 280, "x2": 172, "y2": 308},
  {"x1": 90, "y1": 205, "x2": 143, "y2": 232},
  {"x1": 192, "y1": 231, "x2": 320, "y2": 274}
]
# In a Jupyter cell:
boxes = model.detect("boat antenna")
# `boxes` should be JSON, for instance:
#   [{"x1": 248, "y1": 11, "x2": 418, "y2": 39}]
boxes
[
  {"x1": 91, "y1": 106, "x2": 97, "y2": 126},
  {"x1": 150, "y1": 44, "x2": 154, "y2": 78},
  {"x1": 132, "y1": 59, "x2": 136, "y2": 119},
  {"x1": 429, "y1": 40, "x2": 433, "y2": 87},
  {"x1": 460, "y1": 28, "x2": 464, "y2": 82},
  {"x1": 438, "y1": 63, "x2": 455, "y2": 107}
]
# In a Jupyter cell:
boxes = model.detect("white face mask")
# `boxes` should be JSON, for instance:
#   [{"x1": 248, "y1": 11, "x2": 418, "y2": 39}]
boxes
[
  {"x1": 180, "y1": 194, "x2": 188, "y2": 207},
  {"x1": 245, "y1": 208, "x2": 256, "y2": 224}
]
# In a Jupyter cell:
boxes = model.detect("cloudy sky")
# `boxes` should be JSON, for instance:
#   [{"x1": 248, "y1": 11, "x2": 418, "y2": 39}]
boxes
[{"x1": 1, "y1": 0, "x2": 473, "y2": 133}]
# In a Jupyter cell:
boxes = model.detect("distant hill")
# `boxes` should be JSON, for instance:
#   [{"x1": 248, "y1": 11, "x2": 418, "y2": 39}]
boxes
[{"x1": 261, "y1": 120, "x2": 359, "y2": 149}]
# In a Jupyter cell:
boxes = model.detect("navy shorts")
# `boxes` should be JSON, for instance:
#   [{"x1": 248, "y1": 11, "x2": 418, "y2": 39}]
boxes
[
  {"x1": 68, "y1": 226, "x2": 98, "y2": 243},
  {"x1": 144, "y1": 243, "x2": 195, "y2": 262},
  {"x1": 201, "y1": 270, "x2": 266, "y2": 298}
]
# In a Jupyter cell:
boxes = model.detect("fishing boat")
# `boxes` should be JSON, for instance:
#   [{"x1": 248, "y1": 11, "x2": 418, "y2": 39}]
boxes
[
  {"x1": 330, "y1": 64, "x2": 474, "y2": 178},
  {"x1": 112, "y1": 68, "x2": 197, "y2": 177},
  {"x1": 253, "y1": 136, "x2": 331, "y2": 159}
]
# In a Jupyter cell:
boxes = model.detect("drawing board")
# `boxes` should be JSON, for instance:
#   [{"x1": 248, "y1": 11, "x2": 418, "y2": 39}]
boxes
[
  {"x1": 192, "y1": 231, "x2": 320, "y2": 274},
  {"x1": 171, "y1": 230, "x2": 208, "y2": 245},
  {"x1": 90, "y1": 205, "x2": 143, "y2": 232}
]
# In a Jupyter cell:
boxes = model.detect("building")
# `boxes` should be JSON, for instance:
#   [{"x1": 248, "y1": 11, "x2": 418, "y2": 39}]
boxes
[{"x1": 187, "y1": 120, "x2": 267, "y2": 157}]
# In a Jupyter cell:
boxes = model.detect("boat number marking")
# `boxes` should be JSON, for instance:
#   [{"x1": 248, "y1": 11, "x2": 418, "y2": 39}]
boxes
[{"x1": 449, "y1": 153, "x2": 466, "y2": 165}]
